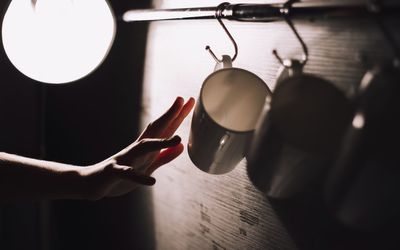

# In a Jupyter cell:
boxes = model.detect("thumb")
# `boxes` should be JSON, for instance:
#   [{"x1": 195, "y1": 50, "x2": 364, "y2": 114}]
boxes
[{"x1": 111, "y1": 164, "x2": 156, "y2": 186}]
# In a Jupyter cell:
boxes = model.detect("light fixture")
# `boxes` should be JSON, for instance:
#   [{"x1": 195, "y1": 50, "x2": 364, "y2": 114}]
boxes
[{"x1": 1, "y1": 0, "x2": 116, "y2": 84}]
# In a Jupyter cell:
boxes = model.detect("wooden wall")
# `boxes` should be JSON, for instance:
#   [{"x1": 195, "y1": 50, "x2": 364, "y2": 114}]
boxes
[{"x1": 141, "y1": 0, "x2": 400, "y2": 249}]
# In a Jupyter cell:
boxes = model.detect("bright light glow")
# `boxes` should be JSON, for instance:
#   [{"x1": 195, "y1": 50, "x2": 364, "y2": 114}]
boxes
[
  {"x1": 360, "y1": 71, "x2": 374, "y2": 91},
  {"x1": 352, "y1": 112, "x2": 365, "y2": 129},
  {"x1": 2, "y1": 0, "x2": 116, "y2": 84}
]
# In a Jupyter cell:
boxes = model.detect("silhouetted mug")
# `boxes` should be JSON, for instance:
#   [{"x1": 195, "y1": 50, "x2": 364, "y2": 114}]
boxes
[
  {"x1": 188, "y1": 55, "x2": 271, "y2": 174},
  {"x1": 324, "y1": 61, "x2": 400, "y2": 231},
  {"x1": 247, "y1": 59, "x2": 354, "y2": 198}
]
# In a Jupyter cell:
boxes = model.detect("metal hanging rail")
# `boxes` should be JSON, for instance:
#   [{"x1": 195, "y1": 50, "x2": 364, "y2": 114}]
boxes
[{"x1": 122, "y1": 2, "x2": 400, "y2": 23}]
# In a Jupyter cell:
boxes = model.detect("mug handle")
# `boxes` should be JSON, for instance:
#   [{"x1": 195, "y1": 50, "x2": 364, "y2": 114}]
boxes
[
  {"x1": 275, "y1": 59, "x2": 304, "y2": 84},
  {"x1": 213, "y1": 55, "x2": 234, "y2": 166},
  {"x1": 214, "y1": 55, "x2": 232, "y2": 71}
]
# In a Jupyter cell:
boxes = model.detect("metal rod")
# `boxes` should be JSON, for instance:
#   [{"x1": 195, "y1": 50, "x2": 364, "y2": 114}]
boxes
[
  {"x1": 123, "y1": 7, "x2": 217, "y2": 22},
  {"x1": 123, "y1": 2, "x2": 400, "y2": 23}
]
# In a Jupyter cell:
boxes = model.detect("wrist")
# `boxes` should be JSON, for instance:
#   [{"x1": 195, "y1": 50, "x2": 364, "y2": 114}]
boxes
[
  {"x1": 60, "y1": 167, "x2": 87, "y2": 199},
  {"x1": 44, "y1": 166, "x2": 86, "y2": 200}
]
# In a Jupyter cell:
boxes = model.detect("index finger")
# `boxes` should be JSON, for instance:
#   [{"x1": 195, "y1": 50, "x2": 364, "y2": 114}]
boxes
[
  {"x1": 117, "y1": 136, "x2": 182, "y2": 163},
  {"x1": 162, "y1": 97, "x2": 195, "y2": 138},
  {"x1": 139, "y1": 97, "x2": 184, "y2": 139}
]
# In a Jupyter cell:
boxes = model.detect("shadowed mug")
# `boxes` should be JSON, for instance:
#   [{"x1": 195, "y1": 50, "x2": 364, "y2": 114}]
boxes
[
  {"x1": 247, "y1": 59, "x2": 354, "y2": 198},
  {"x1": 325, "y1": 61, "x2": 400, "y2": 231}
]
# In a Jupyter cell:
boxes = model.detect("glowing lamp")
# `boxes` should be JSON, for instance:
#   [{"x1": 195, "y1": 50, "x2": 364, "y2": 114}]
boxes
[{"x1": 1, "y1": 0, "x2": 116, "y2": 84}]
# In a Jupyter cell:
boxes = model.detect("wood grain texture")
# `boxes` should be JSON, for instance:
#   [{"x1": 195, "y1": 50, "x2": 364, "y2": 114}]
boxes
[{"x1": 141, "y1": 1, "x2": 399, "y2": 249}]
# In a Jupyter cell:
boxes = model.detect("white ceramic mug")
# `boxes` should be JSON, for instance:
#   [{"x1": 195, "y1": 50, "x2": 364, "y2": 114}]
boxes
[{"x1": 188, "y1": 55, "x2": 271, "y2": 174}]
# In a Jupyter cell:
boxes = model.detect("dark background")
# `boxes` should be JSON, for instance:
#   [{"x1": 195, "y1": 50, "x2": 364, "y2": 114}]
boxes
[
  {"x1": 0, "y1": 0, "x2": 154, "y2": 249},
  {"x1": 1, "y1": 0, "x2": 400, "y2": 250}
]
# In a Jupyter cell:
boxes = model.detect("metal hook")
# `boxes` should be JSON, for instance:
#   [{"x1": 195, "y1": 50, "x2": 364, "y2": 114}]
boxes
[
  {"x1": 272, "y1": 0, "x2": 309, "y2": 67},
  {"x1": 205, "y1": 2, "x2": 238, "y2": 63},
  {"x1": 368, "y1": 1, "x2": 400, "y2": 66}
]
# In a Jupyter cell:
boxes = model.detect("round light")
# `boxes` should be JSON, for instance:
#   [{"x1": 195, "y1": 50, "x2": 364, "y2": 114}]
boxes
[{"x1": 1, "y1": 0, "x2": 116, "y2": 84}]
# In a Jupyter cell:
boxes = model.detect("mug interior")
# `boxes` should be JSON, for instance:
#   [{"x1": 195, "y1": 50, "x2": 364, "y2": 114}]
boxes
[{"x1": 201, "y1": 68, "x2": 269, "y2": 132}]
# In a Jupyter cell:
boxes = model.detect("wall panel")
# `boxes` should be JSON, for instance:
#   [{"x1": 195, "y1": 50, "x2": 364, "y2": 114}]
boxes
[{"x1": 142, "y1": 1, "x2": 399, "y2": 249}]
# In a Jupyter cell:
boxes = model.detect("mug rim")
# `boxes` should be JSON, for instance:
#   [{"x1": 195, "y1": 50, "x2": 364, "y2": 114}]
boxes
[{"x1": 199, "y1": 67, "x2": 271, "y2": 134}]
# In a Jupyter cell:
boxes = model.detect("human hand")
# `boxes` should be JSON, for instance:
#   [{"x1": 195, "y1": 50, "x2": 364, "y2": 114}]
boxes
[{"x1": 81, "y1": 97, "x2": 195, "y2": 200}]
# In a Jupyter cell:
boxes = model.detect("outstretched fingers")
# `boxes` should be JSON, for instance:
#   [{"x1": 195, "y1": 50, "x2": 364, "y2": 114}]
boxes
[
  {"x1": 139, "y1": 97, "x2": 184, "y2": 139},
  {"x1": 162, "y1": 97, "x2": 195, "y2": 138}
]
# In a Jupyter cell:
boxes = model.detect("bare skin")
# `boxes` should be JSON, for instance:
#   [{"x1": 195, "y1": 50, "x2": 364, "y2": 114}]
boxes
[{"x1": 0, "y1": 97, "x2": 195, "y2": 201}]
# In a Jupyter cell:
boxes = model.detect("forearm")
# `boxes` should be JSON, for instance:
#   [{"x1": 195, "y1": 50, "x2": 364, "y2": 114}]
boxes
[{"x1": 0, "y1": 152, "x2": 84, "y2": 200}]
